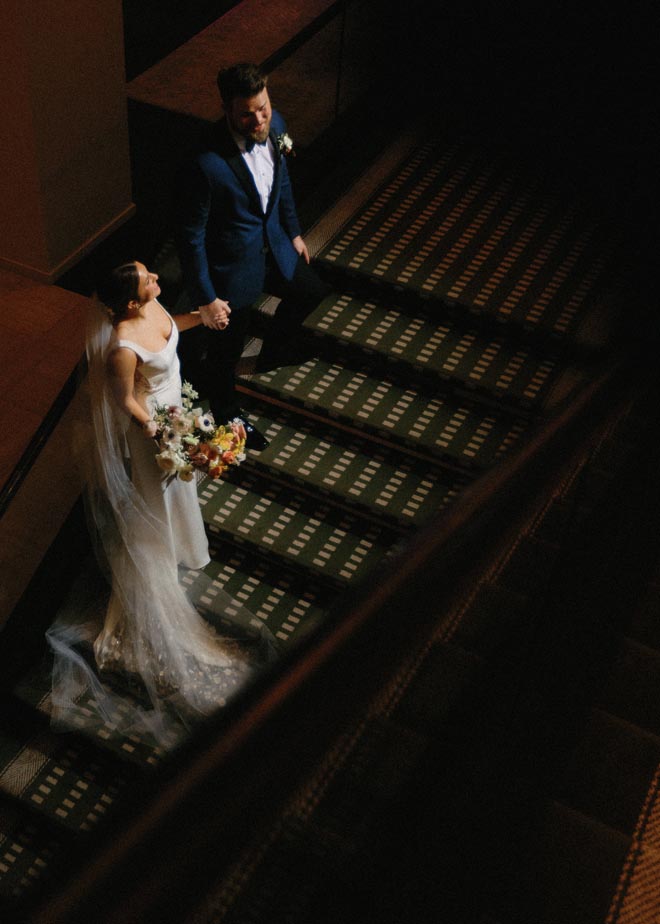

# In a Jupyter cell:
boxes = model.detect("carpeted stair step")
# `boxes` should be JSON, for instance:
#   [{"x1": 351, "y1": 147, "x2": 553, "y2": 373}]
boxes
[
  {"x1": 219, "y1": 717, "x2": 435, "y2": 924},
  {"x1": 450, "y1": 583, "x2": 531, "y2": 658},
  {"x1": 238, "y1": 400, "x2": 465, "y2": 530},
  {"x1": 492, "y1": 535, "x2": 562, "y2": 597},
  {"x1": 206, "y1": 643, "x2": 485, "y2": 924},
  {"x1": 0, "y1": 791, "x2": 72, "y2": 904},
  {"x1": 494, "y1": 799, "x2": 629, "y2": 924},
  {"x1": 387, "y1": 640, "x2": 485, "y2": 737},
  {"x1": 312, "y1": 132, "x2": 622, "y2": 350},
  {"x1": 181, "y1": 542, "x2": 333, "y2": 648},
  {"x1": 12, "y1": 658, "x2": 167, "y2": 769},
  {"x1": 594, "y1": 637, "x2": 660, "y2": 738},
  {"x1": 241, "y1": 358, "x2": 529, "y2": 471},
  {"x1": 200, "y1": 469, "x2": 403, "y2": 587},
  {"x1": 0, "y1": 722, "x2": 131, "y2": 835},
  {"x1": 551, "y1": 707, "x2": 660, "y2": 836},
  {"x1": 528, "y1": 492, "x2": 583, "y2": 546},
  {"x1": 302, "y1": 291, "x2": 568, "y2": 411}
]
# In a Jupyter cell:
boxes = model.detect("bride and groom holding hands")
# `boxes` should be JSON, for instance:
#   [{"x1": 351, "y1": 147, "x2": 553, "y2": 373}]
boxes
[{"x1": 48, "y1": 63, "x2": 327, "y2": 747}]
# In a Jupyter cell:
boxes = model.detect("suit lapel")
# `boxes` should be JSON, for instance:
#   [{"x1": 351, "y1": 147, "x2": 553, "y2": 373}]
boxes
[
  {"x1": 227, "y1": 151, "x2": 263, "y2": 214},
  {"x1": 213, "y1": 119, "x2": 281, "y2": 217},
  {"x1": 264, "y1": 129, "x2": 281, "y2": 219},
  {"x1": 214, "y1": 119, "x2": 263, "y2": 214}
]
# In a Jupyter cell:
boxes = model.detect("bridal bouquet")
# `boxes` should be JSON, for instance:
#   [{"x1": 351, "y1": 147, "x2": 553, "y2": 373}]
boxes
[{"x1": 151, "y1": 381, "x2": 247, "y2": 481}]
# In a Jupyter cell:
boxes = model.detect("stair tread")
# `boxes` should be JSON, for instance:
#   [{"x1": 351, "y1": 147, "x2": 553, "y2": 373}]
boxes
[
  {"x1": 0, "y1": 722, "x2": 129, "y2": 835},
  {"x1": 496, "y1": 799, "x2": 629, "y2": 924},
  {"x1": 452, "y1": 583, "x2": 530, "y2": 656},
  {"x1": 313, "y1": 133, "x2": 621, "y2": 346},
  {"x1": 0, "y1": 792, "x2": 67, "y2": 902},
  {"x1": 242, "y1": 357, "x2": 529, "y2": 469},
  {"x1": 200, "y1": 470, "x2": 402, "y2": 586},
  {"x1": 182, "y1": 542, "x2": 332, "y2": 648},
  {"x1": 303, "y1": 292, "x2": 561, "y2": 408},
  {"x1": 12, "y1": 663, "x2": 167, "y2": 770},
  {"x1": 495, "y1": 535, "x2": 562, "y2": 595},
  {"x1": 552, "y1": 707, "x2": 660, "y2": 836},
  {"x1": 595, "y1": 636, "x2": 660, "y2": 737},
  {"x1": 389, "y1": 641, "x2": 485, "y2": 734},
  {"x1": 240, "y1": 401, "x2": 464, "y2": 529}
]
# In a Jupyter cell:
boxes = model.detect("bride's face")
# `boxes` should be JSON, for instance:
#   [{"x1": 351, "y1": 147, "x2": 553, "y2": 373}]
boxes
[{"x1": 134, "y1": 262, "x2": 161, "y2": 304}]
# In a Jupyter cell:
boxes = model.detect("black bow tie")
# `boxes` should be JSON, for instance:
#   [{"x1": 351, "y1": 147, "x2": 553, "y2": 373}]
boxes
[{"x1": 245, "y1": 138, "x2": 268, "y2": 153}]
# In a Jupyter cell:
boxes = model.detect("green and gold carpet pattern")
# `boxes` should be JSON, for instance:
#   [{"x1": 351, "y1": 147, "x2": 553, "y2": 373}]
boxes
[
  {"x1": 13, "y1": 664, "x2": 172, "y2": 768},
  {"x1": 0, "y1": 700, "x2": 143, "y2": 902},
  {"x1": 246, "y1": 359, "x2": 528, "y2": 469},
  {"x1": 0, "y1": 79, "x2": 631, "y2": 918},
  {"x1": 303, "y1": 292, "x2": 560, "y2": 409},
  {"x1": 235, "y1": 401, "x2": 464, "y2": 529},
  {"x1": 314, "y1": 136, "x2": 616, "y2": 339},
  {"x1": 200, "y1": 471, "x2": 402, "y2": 587},
  {"x1": 0, "y1": 728, "x2": 128, "y2": 835},
  {"x1": 0, "y1": 799, "x2": 64, "y2": 901},
  {"x1": 181, "y1": 546, "x2": 331, "y2": 647}
]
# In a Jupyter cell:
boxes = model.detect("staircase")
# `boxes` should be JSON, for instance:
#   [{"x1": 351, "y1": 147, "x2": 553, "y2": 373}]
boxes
[{"x1": 0, "y1": 2, "x2": 657, "y2": 922}]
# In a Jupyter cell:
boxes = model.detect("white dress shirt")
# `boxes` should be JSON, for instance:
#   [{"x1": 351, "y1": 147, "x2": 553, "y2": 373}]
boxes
[{"x1": 231, "y1": 128, "x2": 275, "y2": 213}]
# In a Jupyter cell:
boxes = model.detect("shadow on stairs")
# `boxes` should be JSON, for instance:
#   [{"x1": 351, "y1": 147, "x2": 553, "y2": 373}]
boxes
[{"x1": 2, "y1": 30, "x2": 660, "y2": 923}]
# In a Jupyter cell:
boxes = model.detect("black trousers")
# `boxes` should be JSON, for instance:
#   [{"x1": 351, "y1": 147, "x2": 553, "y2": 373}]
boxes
[{"x1": 179, "y1": 256, "x2": 331, "y2": 421}]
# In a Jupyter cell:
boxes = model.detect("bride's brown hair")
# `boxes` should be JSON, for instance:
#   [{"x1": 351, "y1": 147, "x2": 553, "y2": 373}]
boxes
[{"x1": 95, "y1": 262, "x2": 140, "y2": 320}]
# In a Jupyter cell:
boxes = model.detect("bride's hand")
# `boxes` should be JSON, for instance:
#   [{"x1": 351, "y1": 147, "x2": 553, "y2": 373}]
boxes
[
  {"x1": 142, "y1": 420, "x2": 159, "y2": 439},
  {"x1": 199, "y1": 299, "x2": 231, "y2": 330}
]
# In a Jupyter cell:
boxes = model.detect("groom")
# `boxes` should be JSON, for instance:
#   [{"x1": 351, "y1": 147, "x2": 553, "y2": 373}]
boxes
[{"x1": 175, "y1": 62, "x2": 329, "y2": 449}]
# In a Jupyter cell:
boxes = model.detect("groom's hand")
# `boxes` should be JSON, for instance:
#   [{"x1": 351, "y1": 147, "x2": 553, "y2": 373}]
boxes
[
  {"x1": 199, "y1": 299, "x2": 231, "y2": 330},
  {"x1": 292, "y1": 235, "x2": 310, "y2": 265}
]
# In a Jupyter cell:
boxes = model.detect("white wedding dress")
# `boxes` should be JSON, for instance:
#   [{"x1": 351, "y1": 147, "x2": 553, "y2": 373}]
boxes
[
  {"x1": 47, "y1": 302, "x2": 272, "y2": 753},
  {"x1": 112, "y1": 309, "x2": 209, "y2": 569}
]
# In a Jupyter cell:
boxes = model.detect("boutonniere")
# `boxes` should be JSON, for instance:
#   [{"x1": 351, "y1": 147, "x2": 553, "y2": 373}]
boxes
[{"x1": 276, "y1": 132, "x2": 295, "y2": 157}]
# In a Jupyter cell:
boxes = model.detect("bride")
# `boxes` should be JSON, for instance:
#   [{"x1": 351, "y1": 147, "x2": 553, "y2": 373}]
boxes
[{"x1": 47, "y1": 261, "x2": 270, "y2": 752}]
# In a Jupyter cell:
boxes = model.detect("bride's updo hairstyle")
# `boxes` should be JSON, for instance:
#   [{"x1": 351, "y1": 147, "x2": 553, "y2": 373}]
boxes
[{"x1": 96, "y1": 262, "x2": 140, "y2": 321}]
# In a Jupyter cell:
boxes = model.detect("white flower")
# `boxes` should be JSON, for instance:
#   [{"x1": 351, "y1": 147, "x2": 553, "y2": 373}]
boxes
[
  {"x1": 194, "y1": 414, "x2": 215, "y2": 433},
  {"x1": 161, "y1": 426, "x2": 179, "y2": 444},
  {"x1": 172, "y1": 416, "x2": 193, "y2": 435},
  {"x1": 181, "y1": 381, "x2": 199, "y2": 403},
  {"x1": 156, "y1": 449, "x2": 179, "y2": 472},
  {"x1": 277, "y1": 132, "x2": 294, "y2": 156}
]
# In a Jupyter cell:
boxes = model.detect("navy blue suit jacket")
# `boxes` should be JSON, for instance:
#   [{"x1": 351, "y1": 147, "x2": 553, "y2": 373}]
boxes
[{"x1": 176, "y1": 110, "x2": 302, "y2": 310}]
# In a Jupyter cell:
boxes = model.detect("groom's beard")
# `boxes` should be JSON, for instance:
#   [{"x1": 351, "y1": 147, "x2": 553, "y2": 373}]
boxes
[{"x1": 248, "y1": 121, "x2": 271, "y2": 144}]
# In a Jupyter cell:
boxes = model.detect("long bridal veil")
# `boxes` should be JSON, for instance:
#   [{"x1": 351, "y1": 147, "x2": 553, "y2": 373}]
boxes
[{"x1": 46, "y1": 302, "x2": 274, "y2": 753}]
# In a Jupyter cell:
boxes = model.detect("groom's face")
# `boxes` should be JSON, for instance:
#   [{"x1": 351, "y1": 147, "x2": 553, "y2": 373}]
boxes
[{"x1": 227, "y1": 88, "x2": 272, "y2": 145}]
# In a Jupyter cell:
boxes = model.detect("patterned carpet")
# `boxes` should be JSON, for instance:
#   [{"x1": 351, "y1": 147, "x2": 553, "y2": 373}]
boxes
[
  {"x1": 312, "y1": 133, "x2": 621, "y2": 344},
  {"x1": 0, "y1": 51, "x2": 643, "y2": 924},
  {"x1": 607, "y1": 764, "x2": 660, "y2": 924}
]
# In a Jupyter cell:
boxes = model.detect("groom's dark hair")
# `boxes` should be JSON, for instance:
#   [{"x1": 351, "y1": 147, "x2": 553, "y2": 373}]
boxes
[{"x1": 217, "y1": 62, "x2": 268, "y2": 106}]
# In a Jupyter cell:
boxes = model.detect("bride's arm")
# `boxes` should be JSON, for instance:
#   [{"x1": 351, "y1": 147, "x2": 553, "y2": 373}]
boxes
[
  {"x1": 106, "y1": 347, "x2": 154, "y2": 432},
  {"x1": 173, "y1": 309, "x2": 203, "y2": 332}
]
